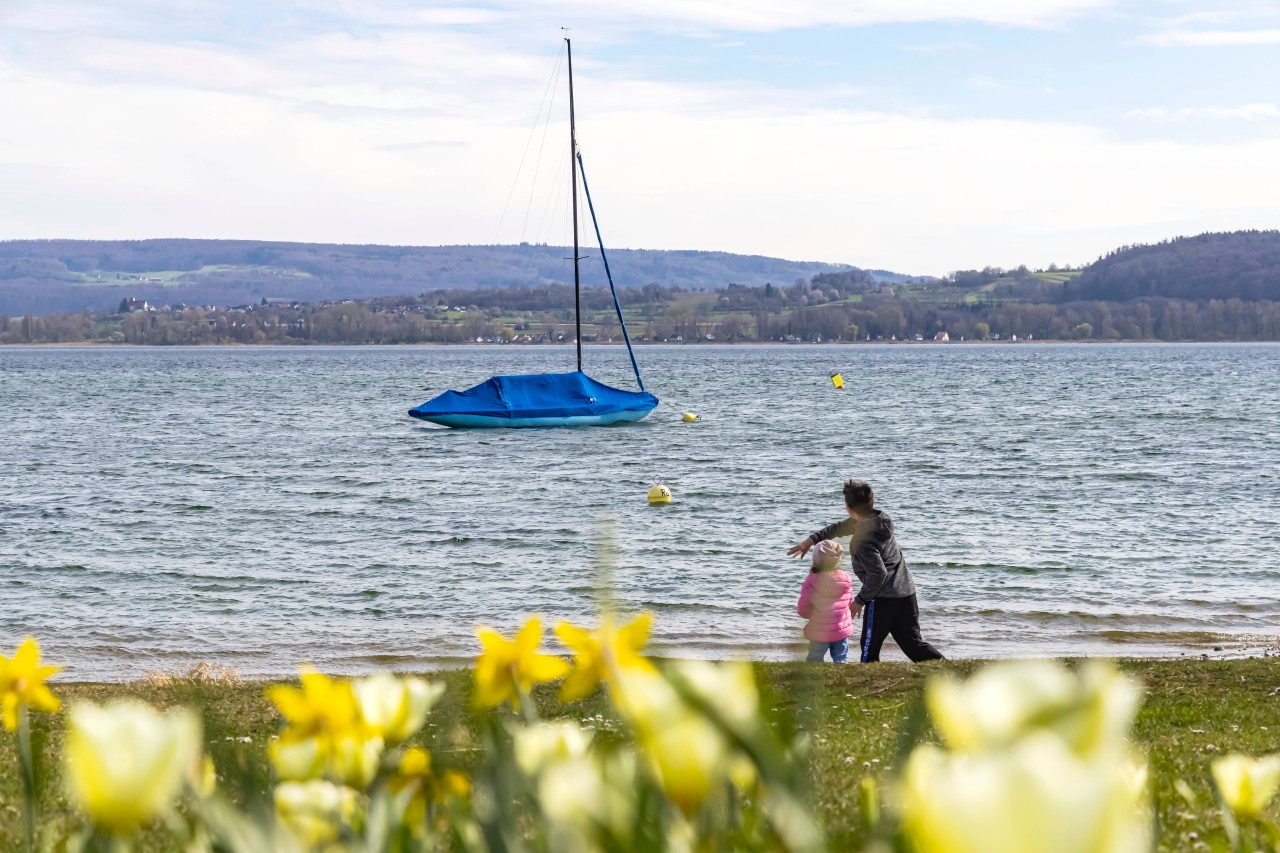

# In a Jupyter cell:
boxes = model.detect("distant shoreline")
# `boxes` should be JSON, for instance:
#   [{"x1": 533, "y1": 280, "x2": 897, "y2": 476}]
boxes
[{"x1": 4, "y1": 338, "x2": 1278, "y2": 348}]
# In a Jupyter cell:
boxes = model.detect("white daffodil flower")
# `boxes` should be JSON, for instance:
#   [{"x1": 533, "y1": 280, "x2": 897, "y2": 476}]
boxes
[
  {"x1": 64, "y1": 700, "x2": 202, "y2": 835},
  {"x1": 1212, "y1": 753, "x2": 1280, "y2": 821},
  {"x1": 352, "y1": 673, "x2": 444, "y2": 743}
]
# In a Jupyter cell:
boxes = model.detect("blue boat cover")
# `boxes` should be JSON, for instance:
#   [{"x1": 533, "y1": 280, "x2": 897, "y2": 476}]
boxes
[{"x1": 409, "y1": 371, "x2": 658, "y2": 422}]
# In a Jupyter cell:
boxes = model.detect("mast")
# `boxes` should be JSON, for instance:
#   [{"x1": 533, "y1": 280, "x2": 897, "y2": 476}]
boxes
[{"x1": 566, "y1": 37, "x2": 583, "y2": 372}]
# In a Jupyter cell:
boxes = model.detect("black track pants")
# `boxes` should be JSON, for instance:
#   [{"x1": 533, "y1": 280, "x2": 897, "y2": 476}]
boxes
[{"x1": 857, "y1": 594, "x2": 945, "y2": 663}]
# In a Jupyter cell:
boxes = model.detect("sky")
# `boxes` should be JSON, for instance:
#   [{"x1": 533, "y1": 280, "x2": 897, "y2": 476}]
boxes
[{"x1": 2, "y1": 1, "x2": 1279, "y2": 275}]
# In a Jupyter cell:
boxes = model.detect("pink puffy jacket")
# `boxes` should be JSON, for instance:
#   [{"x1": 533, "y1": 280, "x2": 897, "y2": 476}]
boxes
[{"x1": 797, "y1": 570, "x2": 855, "y2": 642}]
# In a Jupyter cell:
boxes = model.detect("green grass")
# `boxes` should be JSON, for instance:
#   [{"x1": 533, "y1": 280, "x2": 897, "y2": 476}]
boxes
[{"x1": 1, "y1": 659, "x2": 1275, "y2": 850}]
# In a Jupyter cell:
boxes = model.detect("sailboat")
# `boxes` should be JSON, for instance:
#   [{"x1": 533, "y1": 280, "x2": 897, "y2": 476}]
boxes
[{"x1": 409, "y1": 38, "x2": 659, "y2": 428}]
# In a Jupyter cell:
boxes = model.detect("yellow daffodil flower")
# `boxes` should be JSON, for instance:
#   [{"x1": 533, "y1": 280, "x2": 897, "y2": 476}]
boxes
[
  {"x1": 268, "y1": 669, "x2": 387, "y2": 787},
  {"x1": 400, "y1": 746, "x2": 432, "y2": 777},
  {"x1": 274, "y1": 780, "x2": 359, "y2": 846},
  {"x1": 472, "y1": 617, "x2": 569, "y2": 709},
  {"x1": 0, "y1": 636, "x2": 62, "y2": 730},
  {"x1": 330, "y1": 731, "x2": 385, "y2": 790},
  {"x1": 352, "y1": 673, "x2": 444, "y2": 743},
  {"x1": 267, "y1": 668, "x2": 360, "y2": 741},
  {"x1": 393, "y1": 745, "x2": 469, "y2": 827},
  {"x1": 269, "y1": 736, "x2": 327, "y2": 781},
  {"x1": 64, "y1": 700, "x2": 202, "y2": 835},
  {"x1": 554, "y1": 612, "x2": 655, "y2": 702},
  {"x1": 1212, "y1": 753, "x2": 1280, "y2": 820},
  {"x1": 638, "y1": 712, "x2": 729, "y2": 815}
]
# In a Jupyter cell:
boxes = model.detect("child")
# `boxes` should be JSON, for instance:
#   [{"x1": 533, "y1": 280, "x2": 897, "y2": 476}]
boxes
[{"x1": 796, "y1": 539, "x2": 854, "y2": 663}]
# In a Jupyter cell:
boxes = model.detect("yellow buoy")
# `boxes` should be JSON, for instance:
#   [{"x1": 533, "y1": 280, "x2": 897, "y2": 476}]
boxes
[
  {"x1": 681, "y1": 411, "x2": 698, "y2": 423},
  {"x1": 647, "y1": 484, "x2": 672, "y2": 504},
  {"x1": 830, "y1": 372, "x2": 844, "y2": 389}
]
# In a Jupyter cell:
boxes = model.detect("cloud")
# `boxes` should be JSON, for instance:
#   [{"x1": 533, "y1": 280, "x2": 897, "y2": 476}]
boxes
[
  {"x1": 1140, "y1": 28, "x2": 1280, "y2": 46},
  {"x1": 1127, "y1": 104, "x2": 1280, "y2": 120},
  {"x1": 535, "y1": 0, "x2": 1115, "y2": 31}
]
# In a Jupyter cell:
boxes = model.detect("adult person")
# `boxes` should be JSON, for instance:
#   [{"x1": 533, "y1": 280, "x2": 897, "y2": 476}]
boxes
[{"x1": 787, "y1": 481, "x2": 944, "y2": 663}]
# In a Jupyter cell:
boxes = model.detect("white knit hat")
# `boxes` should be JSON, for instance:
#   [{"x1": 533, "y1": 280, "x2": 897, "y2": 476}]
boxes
[{"x1": 810, "y1": 539, "x2": 844, "y2": 571}]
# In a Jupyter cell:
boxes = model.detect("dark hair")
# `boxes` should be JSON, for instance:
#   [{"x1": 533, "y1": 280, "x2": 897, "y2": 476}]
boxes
[{"x1": 843, "y1": 480, "x2": 874, "y2": 512}]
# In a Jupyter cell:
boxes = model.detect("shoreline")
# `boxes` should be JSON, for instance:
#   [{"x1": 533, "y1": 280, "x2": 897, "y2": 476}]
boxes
[
  {"x1": 5, "y1": 338, "x2": 1280, "y2": 348},
  {"x1": 53, "y1": 639, "x2": 1280, "y2": 685}
]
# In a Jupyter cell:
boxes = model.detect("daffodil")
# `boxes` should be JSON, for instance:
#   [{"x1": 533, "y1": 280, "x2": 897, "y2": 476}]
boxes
[
  {"x1": 538, "y1": 749, "x2": 636, "y2": 844},
  {"x1": 512, "y1": 720, "x2": 594, "y2": 776},
  {"x1": 1212, "y1": 753, "x2": 1280, "y2": 821},
  {"x1": 269, "y1": 736, "x2": 327, "y2": 781},
  {"x1": 900, "y1": 660, "x2": 1150, "y2": 853},
  {"x1": 392, "y1": 746, "x2": 469, "y2": 827},
  {"x1": 274, "y1": 780, "x2": 359, "y2": 847},
  {"x1": 666, "y1": 660, "x2": 760, "y2": 736},
  {"x1": 63, "y1": 700, "x2": 202, "y2": 835},
  {"x1": 330, "y1": 731, "x2": 385, "y2": 789},
  {"x1": 267, "y1": 668, "x2": 360, "y2": 741},
  {"x1": 0, "y1": 636, "x2": 62, "y2": 730},
  {"x1": 554, "y1": 612, "x2": 655, "y2": 702},
  {"x1": 472, "y1": 618, "x2": 569, "y2": 709},
  {"x1": 899, "y1": 734, "x2": 1150, "y2": 853},
  {"x1": 268, "y1": 669, "x2": 386, "y2": 787},
  {"x1": 352, "y1": 673, "x2": 444, "y2": 743},
  {"x1": 638, "y1": 712, "x2": 730, "y2": 815},
  {"x1": 925, "y1": 660, "x2": 1140, "y2": 757}
]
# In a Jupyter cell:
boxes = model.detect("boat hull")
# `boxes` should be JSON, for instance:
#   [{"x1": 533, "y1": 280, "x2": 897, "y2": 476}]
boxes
[{"x1": 411, "y1": 405, "x2": 655, "y2": 429}]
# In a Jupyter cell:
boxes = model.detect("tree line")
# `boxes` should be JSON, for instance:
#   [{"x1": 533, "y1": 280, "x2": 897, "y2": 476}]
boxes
[{"x1": 6, "y1": 287, "x2": 1280, "y2": 345}]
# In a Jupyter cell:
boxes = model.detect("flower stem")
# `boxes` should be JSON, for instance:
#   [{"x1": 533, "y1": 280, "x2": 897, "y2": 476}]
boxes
[{"x1": 17, "y1": 704, "x2": 36, "y2": 853}]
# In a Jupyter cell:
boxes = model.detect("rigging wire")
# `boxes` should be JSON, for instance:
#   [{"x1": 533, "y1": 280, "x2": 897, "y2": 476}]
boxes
[
  {"x1": 492, "y1": 44, "x2": 564, "y2": 243},
  {"x1": 533, "y1": 147, "x2": 569, "y2": 246},
  {"x1": 519, "y1": 55, "x2": 564, "y2": 243}
]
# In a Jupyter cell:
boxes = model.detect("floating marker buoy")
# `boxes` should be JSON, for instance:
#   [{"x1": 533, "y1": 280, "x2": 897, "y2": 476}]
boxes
[
  {"x1": 830, "y1": 372, "x2": 844, "y2": 389},
  {"x1": 682, "y1": 412, "x2": 698, "y2": 423},
  {"x1": 647, "y1": 483, "x2": 672, "y2": 504}
]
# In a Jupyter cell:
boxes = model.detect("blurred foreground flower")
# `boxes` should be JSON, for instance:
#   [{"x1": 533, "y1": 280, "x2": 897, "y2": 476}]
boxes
[
  {"x1": 925, "y1": 660, "x2": 1140, "y2": 757},
  {"x1": 353, "y1": 672, "x2": 444, "y2": 743},
  {"x1": 268, "y1": 668, "x2": 360, "y2": 741},
  {"x1": 64, "y1": 700, "x2": 202, "y2": 834},
  {"x1": 275, "y1": 779, "x2": 360, "y2": 847},
  {"x1": 513, "y1": 720, "x2": 594, "y2": 776},
  {"x1": 1212, "y1": 753, "x2": 1280, "y2": 821},
  {"x1": 555, "y1": 611, "x2": 655, "y2": 702},
  {"x1": 899, "y1": 661, "x2": 1149, "y2": 853},
  {"x1": 473, "y1": 617, "x2": 569, "y2": 709},
  {"x1": 0, "y1": 636, "x2": 62, "y2": 730},
  {"x1": 268, "y1": 668, "x2": 390, "y2": 787}
]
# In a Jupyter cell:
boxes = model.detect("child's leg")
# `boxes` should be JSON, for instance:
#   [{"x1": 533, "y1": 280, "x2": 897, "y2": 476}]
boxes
[
  {"x1": 806, "y1": 641, "x2": 829, "y2": 662},
  {"x1": 830, "y1": 637, "x2": 849, "y2": 663}
]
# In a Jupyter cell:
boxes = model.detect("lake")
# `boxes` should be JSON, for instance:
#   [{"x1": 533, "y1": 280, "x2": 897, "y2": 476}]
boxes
[{"x1": 1, "y1": 343, "x2": 1277, "y2": 680}]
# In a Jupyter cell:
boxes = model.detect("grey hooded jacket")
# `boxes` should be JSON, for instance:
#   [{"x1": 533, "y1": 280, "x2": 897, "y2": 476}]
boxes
[{"x1": 810, "y1": 509, "x2": 916, "y2": 605}]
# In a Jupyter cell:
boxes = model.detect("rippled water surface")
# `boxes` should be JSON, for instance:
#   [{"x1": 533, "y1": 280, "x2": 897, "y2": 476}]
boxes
[{"x1": 2, "y1": 343, "x2": 1278, "y2": 680}]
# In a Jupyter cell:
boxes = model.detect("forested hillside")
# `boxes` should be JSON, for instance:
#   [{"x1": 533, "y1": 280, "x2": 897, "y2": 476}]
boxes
[
  {"x1": 1065, "y1": 230, "x2": 1280, "y2": 302},
  {"x1": 0, "y1": 239, "x2": 856, "y2": 315}
]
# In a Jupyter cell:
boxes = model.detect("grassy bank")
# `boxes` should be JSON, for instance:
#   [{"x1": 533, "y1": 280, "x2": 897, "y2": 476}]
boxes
[{"x1": 2, "y1": 658, "x2": 1277, "y2": 850}]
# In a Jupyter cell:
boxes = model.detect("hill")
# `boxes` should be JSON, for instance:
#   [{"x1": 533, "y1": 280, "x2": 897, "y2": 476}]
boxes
[
  {"x1": 0, "y1": 239, "x2": 863, "y2": 315},
  {"x1": 1065, "y1": 230, "x2": 1280, "y2": 302}
]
